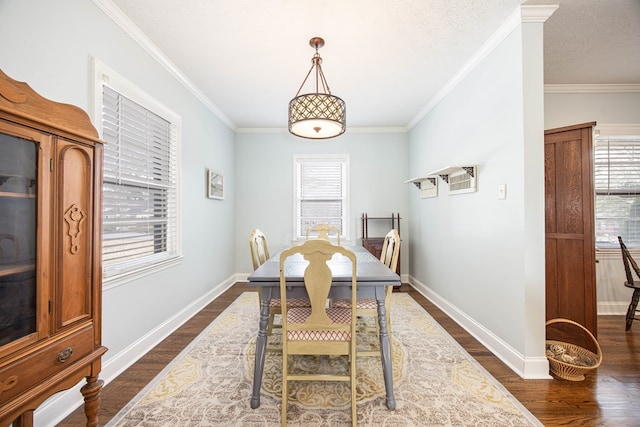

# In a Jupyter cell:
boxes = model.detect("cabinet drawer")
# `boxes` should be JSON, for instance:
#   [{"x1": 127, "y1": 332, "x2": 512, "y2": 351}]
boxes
[
  {"x1": 0, "y1": 326, "x2": 94, "y2": 404},
  {"x1": 362, "y1": 238, "x2": 385, "y2": 258}
]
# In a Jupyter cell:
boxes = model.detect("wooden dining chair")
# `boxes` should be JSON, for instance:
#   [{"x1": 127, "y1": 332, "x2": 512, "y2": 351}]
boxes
[
  {"x1": 334, "y1": 229, "x2": 400, "y2": 356},
  {"x1": 249, "y1": 228, "x2": 309, "y2": 336},
  {"x1": 249, "y1": 228, "x2": 270, "y2": 271},
  {"x1": 306, "y1": 223, "x2": 341, "y2": 245},
  {"x1": 279, "y1": 239, "x2": 357, "y2": 427},
  {"x1": 618, "y1": 236, "x2": 640, "y2": 331}
]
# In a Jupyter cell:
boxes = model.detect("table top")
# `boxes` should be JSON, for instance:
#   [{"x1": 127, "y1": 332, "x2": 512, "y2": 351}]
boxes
[{"x1": 247, "y1": 244, "x2": 400, "y2": 284}]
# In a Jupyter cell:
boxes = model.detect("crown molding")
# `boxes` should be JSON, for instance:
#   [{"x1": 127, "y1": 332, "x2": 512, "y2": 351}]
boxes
[
  {"x1": 407, "y1": 8, "x2": 522, "y2": 129},
  {"x1": 521, "y1": 4, "x2": 559, "y2": 23},
  {"x1": 235, "y1": 128, "x2": 287, "y2": 134},
  {"x1": 407, "y1": 5, "x2": 556, "y2": 130},
  {"x1": 545, "y1": 84, "x2": 640, "y2": 94},
  {"x1": 92, "y1": 0, "x2": 236, "y2": 131},
  {"x1": 236, "y1": 126, "x2": 408, "y2": 135},
  {"x1": 346, "y1": 127, "x2": 408, "y2": 134}
]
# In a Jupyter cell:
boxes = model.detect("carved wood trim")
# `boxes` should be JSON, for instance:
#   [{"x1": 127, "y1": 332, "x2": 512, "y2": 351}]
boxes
[
  {"x1": 0, "y1": 375, "x2": 18, "y2": 394},
  {"x1": 0, "y1": 69, "x2": 99, "y2": 140},
  {"x1": 63, "y1": 204, "x2": 86, "y2": 255}
]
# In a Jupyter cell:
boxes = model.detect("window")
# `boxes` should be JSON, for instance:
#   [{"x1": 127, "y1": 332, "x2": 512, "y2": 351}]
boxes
[
  {"x1": 95, "y1": 62, "x2": 181, "y2": 281},
  {"x1": 594, "y1": 136, "x2": 640, "y2": 249},
  {"x1": 294, "y1": 155, "x2": 349, "y2": 240}
]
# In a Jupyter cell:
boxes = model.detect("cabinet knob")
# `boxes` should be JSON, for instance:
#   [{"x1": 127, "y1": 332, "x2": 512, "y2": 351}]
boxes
[{"x1": 57, "y1": 346, "x2": 74, "y2": 363}]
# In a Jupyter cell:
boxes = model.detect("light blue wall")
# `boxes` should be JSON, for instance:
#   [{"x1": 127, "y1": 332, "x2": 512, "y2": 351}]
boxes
[
  {"x1": 0, "y1": 1, "x2": 236, "y2": 421},
  {"x1": 234, "y1": 131, "x2": 409, "y2": 274},
  {"x1": 406, "y1": 15, "x2": 548, "y2": 377},
  {"x1": 409, "y1": 28, "x2": 527, "y2": 347}
]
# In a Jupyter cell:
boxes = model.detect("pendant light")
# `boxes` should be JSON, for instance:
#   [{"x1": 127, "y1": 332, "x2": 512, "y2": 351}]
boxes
[{"x1": 288, "y1": 37, "x2": 346, "y2": 139}]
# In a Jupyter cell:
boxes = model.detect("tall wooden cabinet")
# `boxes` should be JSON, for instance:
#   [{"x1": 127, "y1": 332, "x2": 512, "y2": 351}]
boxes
[
  {"x1": 0, "y1": 70, "x2": 106, "y2": 426},
  {"x1": 544, "y1": 122, "x2": 597, "y2": 349}
]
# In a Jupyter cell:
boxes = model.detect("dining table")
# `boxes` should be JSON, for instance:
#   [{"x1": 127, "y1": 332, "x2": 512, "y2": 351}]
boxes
[{"x1": 247, "y1": 244, "x2": 400, "y2": 411}]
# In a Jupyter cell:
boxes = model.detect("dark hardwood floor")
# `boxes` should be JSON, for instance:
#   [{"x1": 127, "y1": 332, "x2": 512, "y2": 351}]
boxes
[{"x1": 59, "y1": 283, "x2": 640, "y2": 426}]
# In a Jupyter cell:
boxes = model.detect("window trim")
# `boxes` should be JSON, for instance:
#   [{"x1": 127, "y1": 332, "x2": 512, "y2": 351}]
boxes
[
  {"x1": 93, "y1": 59, "x2": 183, "y2": 288},
  {"x1": 292, "y1": 154, "x2": 350, "y2": 242},
  {"x1": 593, "y1": 124, "x2": 640, "y2": 252}
]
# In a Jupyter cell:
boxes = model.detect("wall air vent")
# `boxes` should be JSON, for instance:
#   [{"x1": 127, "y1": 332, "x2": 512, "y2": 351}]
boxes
[{"x1": 429, "y1": 165, "x2": 477, "y2": 195}]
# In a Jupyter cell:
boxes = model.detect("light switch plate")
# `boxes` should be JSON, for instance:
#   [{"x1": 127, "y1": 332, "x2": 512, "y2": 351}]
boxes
[{"x1": 498, "y1": 183, "x2": 507, "y2": 199}]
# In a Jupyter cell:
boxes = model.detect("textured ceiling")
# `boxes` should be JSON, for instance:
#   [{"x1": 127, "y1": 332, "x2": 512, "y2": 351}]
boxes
[
  {"x1": 106, "y1": 0, "x2": 639, "y2": 131},
  {"x1": 539, "y1": 0, "x2": 640, "y2": 84}
]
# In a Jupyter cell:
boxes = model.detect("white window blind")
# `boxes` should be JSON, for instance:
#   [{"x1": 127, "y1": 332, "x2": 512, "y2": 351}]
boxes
[
  {"x1": 594, "y1": 136, "x2": 640, "y2": 248},
  {"x1": 295, "y1": 155, "x2": 349, "y2": 239},
  {"x1": 101, "y1": 84, "x2": 180, "y2": 278}
]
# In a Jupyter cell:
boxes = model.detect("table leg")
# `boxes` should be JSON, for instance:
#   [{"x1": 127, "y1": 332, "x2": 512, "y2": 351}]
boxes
[
  {"x1": 377, "y1": 295, "x2": 396, "y2": 410},
  {"x1": 250, "y1": 288, "x2": 270, "y2": 409}
]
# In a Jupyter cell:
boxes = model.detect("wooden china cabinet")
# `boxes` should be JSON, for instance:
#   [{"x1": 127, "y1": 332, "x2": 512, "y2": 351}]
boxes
[{"x1": 0, "y1": 70, "x2": 106, "y2": 426}]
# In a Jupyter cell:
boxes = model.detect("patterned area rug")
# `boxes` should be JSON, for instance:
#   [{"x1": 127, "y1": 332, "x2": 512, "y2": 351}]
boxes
[{"x1": 106, "y1": 292, "x2": 541, "y2": 426}]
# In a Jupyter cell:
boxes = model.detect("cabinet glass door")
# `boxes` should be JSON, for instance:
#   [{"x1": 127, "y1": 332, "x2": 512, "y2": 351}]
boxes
[{"x1": 0, "y1": 132, "x2": 37, "y2": 346}]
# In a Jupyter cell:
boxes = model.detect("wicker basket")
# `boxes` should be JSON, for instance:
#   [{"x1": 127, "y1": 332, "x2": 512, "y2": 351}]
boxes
[{"x1": 545, "y1": 318, "x2": 603, "y2": 381}]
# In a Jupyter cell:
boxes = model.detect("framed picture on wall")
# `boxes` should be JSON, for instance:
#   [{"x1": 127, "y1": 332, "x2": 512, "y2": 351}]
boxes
[{"x1": 207, "y1": 168, "x2": 224, "y2": 199}]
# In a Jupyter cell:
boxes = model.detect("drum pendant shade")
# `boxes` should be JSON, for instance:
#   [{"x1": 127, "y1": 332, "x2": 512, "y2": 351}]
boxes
[{"x1": 288, "y1": 37, "x2": 346, "y2": 139}]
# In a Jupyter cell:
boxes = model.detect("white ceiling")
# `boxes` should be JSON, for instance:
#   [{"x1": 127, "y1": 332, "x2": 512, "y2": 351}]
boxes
[{"x1": 106, "y1": 0, "x2": 640, "y2": 131}]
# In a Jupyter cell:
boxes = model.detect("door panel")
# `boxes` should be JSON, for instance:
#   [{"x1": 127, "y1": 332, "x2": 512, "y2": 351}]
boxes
[
  {"x1": 558, "y1": 137, "x2": 585, "y2": 234},
  {"x1": 545, "y1": 122, "x2": 597, "y2": 348},
  {"x1": 544, "y1": 147, "x2": 557, "y2": 233},
  {"x1": 56, "y1": 140, "x2": 94, "y2": 330}
]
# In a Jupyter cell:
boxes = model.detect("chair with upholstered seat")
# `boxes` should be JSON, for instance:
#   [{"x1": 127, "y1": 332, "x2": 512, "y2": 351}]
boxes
[
  {"x1": 249, "y1": 228, "x2": 309, "y2": 336},
  {"x1": 334, "y1": 229, "x2": 400, "y2": 356},
  {"x1": 306, "y1": 223, "x2": 341, "y2": 245},
  {"x1": 279, "y1": 239, "x2": 357, "y2": 426},
  {"x1": 618, "y1": 236, "x2": 640, "y2": 331}
]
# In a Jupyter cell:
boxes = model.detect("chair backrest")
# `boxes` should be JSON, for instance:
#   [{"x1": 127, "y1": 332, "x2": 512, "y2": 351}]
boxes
[
  {"x1": 618, "y1": 235, "x2": 640, "y2": 286},
  {"x1": 380, "y1": 229, "x2": 400, "y2": 272},
  {"x1": 249, "y1": 228, "x2": 270, "y2": 271},
  {"x1": 279, "y1": 239, "x2": 356, "y2": 334},
  {"x1": 305, "y1": 223, "x2": 341, "y2": 245}
]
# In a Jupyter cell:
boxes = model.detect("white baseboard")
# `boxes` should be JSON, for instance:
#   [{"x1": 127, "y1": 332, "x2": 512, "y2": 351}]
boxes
[
  {"x1": 33, "y1": 274, "x2": 239, "y2": 426},
  {"x1": 35, "y1": 272, "x2": 564, "y2": 424},
  {"x1": 598, "y1": 301, "x2": 628, "y2": 315},
  {"x1": 408, "y1": 276, "x2": 551, "y2": 380}
]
